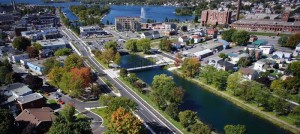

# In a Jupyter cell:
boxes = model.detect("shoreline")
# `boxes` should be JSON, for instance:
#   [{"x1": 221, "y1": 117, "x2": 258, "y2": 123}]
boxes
[{"x1": 172, "y1": 70, "x2": 299, "y2": 134}]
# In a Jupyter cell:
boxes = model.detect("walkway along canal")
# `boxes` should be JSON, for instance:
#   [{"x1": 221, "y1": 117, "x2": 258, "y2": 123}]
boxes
[{"x1": 120, "y1": 55, "x2": 291, "y2": 134}]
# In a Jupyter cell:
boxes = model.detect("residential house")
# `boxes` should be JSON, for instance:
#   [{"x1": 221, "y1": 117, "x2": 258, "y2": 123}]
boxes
[
  {"x1": 172, "y1": 42, "x2": 184, "y2": 49},
  {"x1": 206, "y1": 28, "x2": 218, "y2": 38},
  {"x1": 193, "y1": 49, "x2": 213, "y2": 60},
  {"x1": 7, "y1": 49, "x2": 29, "y2": 63},
  {"x1": 37, "y1": 38, "x2": 66, "y2": 51},
  {"x1": 25, "y1": 59, "x2": 45, "y2": 75},
  {"x1": 178, "y1": 36, "x2": 189, "y2": 42},
  {"x1": 252, "y1": 39, "x2": 268, "y2": 47},
  {"x1": 227, "y1": 53, "x2": 249, "y2": 65},
  {"x1": 17, "y1": 93, "x2": 46, "y2": 111},
  {"x1": 191, "y1": 35, "x2": 204, "y2": 44},
  {"x1": 293, "y1": 43, "x2": 300, "y2": 57},
  {"x1": 253, "y1": 60, "x2": 268, "y2": 72},
  {"x1": 272, "y1": 51, "x2": 292, "y2": 61},
  {"x1": 1, "y1": 83, "x2": 32, "y2": 105},
  {"x1": 141, "y1": 32, "x2": 152, "y2": 39},
  {"x1": 15, "y1": 107, "x2": 55, "y2": 133},
  {"x1": 163, "y1": 22, "x2": 176, "y2": 30},
  {"x1": 259, "y1": 45, "x2": 274, "y2": 55},
  {"x1": 208, "y1": 57, "x2": 234, "y2": 71},
  {"x1": 240, "y1": 67, "x2": 259, "y2": 80}
]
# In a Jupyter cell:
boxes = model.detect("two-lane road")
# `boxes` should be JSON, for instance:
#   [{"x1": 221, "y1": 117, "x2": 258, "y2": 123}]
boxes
[{"x1": 61, "y1": 27, "x2": 182, "y2": 134}]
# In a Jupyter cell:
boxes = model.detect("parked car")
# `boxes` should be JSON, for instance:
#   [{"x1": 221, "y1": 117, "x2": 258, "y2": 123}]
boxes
[{"x1": 57, "y1": 99, "x2": 65, "y2": 105}]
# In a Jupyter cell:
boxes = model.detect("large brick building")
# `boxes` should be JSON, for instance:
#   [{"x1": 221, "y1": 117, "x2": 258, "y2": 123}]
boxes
[
  {"x1": 201, "y1": 9, "x2": 232, "y2": 26},
  {"x1": 231, "y1": 13, "x2": 300, "y2": 33}
]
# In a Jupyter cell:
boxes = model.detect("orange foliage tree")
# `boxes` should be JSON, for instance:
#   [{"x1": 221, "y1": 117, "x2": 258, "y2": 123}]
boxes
[
  {"x1": 109, "y1": 107, "x2": 143, "y2": 134},
  {"x1": 70, "y1": 67, "x2": 91, "y2": 87}
]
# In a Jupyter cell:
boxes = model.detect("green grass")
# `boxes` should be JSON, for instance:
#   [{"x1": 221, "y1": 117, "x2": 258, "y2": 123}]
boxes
[
  {"x1": 75, "y1": 113, "x2": 87, "y2": 119},
  {"x1": 250, "y1": 32, "x2": 290, "y2": 36},
  {"x1": 92, "y1": 108, "x2": 108, "y2": 127},
  {"x1": 94, "y1": 57, "x2": 109, "y2": 69},
  {"x1": 47, "y1": 99, "x2": 57, "y2": 104},
  {"x1": 119, "y1": 78, "x2": 191, "y2": 134}
]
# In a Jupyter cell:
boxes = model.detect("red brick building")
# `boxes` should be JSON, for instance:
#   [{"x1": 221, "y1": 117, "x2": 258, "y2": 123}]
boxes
[
  {"x1": 231, "y1": 19, "x2": 300, "y2": 33},
  {"x1": 17, "y1": 93, "x2": 46, "y2": 111},
  {"x1": 201, "y1": 10, "x2": 232, "y2": 26}
]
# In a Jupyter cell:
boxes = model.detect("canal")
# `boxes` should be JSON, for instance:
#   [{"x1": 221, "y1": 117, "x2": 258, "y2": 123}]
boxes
[{"x1": 120, "y1": 55, "x2": 290, "y2": 134}]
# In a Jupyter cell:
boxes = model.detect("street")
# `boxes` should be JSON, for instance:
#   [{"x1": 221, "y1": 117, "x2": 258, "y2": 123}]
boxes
[{"x1": 62, "y1": 25, "x2": 181, "y2": 133}]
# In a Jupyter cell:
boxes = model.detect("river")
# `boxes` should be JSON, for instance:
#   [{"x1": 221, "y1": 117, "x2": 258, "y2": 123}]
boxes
[{"x1": 120, "y1": 55, "x2": 290, "y2": 134}]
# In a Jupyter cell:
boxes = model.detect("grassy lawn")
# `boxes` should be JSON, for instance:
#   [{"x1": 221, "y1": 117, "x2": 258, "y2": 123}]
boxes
[
  {"x1": 172, "y1": 70, "x2": 299, "y2": 133},
  {"x1": 119, "y1": 78, "x2": 191, "y2": 134},
  {"x1": 92, "y1": 108, "x2": 108, "y2": 127},
  {"x1": 47, "y1": 99, "x2": 57, "y2": 104},
  {"x1": 250, "y1": 32, "x2": 290, "y2": 36}
]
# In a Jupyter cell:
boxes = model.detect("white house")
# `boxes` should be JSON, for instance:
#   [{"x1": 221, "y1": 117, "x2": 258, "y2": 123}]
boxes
[
  {"x1": 191, "y1": 35, "x2": 204, "y2": 44},
  {"x1": 253, "y1": 60, "x2": 268, "y2": 72},
  {"x1": 141, "y1": 32, "x2": 152, "y2": 39},
  {"x1": 152, "y1": 31, "x2": 160, "y2": 39},
  {"x1": 293, "y1": 43, "x2": 300, "y2": 57},
  {"x1": 259, "y1": 45, "x2": 274, "y2": 55},
  {"x1": 272, "y1": 51, "x2": 292, "y2": 60},
  {"x1": 178, "y1": 36, "x2": 189, "y2": 42},
  {"x1": 8, "y1": 53, "x2": 29, "y2": 63}
]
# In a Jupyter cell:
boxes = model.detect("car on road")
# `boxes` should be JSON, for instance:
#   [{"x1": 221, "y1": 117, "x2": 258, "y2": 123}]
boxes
[{"x1": 57, "y1": 99, "x2": 65, "y2": 105}]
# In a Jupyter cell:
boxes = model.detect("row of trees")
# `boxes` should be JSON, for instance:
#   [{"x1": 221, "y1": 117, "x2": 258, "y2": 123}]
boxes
[
  {"x1": 125, "y1": 39, "x2": 151, "y2": 53},
  {"x1": 278, "y1": 33, "x2": 300, "y2": 49},
  {"x1": 200, "y1": 65, "x2": 230, "y2": 90},
  {"x1": 93, "y1": 41, "x2": 121, "y2": 65},
  {"x1": 99, "y1": 95, "x2": 144, "y2": 133},
  {"x1": 221, "y1": 29, "x2": 250, "y2": 46}
]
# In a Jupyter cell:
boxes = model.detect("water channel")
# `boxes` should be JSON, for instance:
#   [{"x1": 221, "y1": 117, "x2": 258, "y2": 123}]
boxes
[{"x1": 120, "y1": 54, "x2": 290, "y2": 134}]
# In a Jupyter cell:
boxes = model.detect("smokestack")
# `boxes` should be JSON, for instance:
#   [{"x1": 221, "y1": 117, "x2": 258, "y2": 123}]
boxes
[{"x1": 236, "y1": 0, "x2": 241, "y2": 21}]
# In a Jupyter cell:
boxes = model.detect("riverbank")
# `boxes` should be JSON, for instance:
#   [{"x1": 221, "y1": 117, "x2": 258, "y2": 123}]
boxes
[{"x1": 172, "y1": 70, "x2": 299, "y2": 134}]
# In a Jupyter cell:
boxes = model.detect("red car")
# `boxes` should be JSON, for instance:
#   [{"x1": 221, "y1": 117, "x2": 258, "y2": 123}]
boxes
[{"x1": 57, "y1": 99, "x2": 65, "y2": 105}]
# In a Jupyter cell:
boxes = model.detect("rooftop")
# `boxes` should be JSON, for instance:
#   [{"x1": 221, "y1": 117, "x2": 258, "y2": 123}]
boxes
[
  {"x1": 240, "y1": 67, "x2": 257, "y2": 75},
  {"x1": 37, "y1": 38, "x2": 66, "y2": 47},
  {"x1": 17, "y1": 93, "x2": 44, "y2": 104},
  {"x1": 233, "y1": 19, "x2": 300, "y2": 26},
  {"x1": 15, "y1": 107, "x2": 55, "y2": 126}
]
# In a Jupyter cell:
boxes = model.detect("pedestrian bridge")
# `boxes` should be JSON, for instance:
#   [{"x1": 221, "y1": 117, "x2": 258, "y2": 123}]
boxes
[{"x1": 127, "y1": 63, "x2": 168, "y2": 71}]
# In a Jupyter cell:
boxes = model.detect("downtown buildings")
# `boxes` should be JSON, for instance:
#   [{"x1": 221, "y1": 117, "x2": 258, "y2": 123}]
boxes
[{"x1": 115, "y1": 16, "x2": 141, "y2": 31}]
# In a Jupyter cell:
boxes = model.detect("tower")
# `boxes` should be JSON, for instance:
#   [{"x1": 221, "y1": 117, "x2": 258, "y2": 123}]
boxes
[
  {"x1": 11, "y1": 0, "x2": 16, "y2": 11},
  {"x1": 236, "y1": 0, "x2": 241, "y2": 21}
]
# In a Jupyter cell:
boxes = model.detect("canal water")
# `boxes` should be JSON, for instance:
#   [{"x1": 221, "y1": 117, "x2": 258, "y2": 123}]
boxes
[{"x1": 120, "y1": 55, "x2": 290, "y2": 134}]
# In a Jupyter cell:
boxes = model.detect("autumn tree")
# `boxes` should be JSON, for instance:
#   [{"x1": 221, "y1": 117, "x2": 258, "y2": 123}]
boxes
[
  {"x1": 114, "y1": 52, "x2": 121, "y2": 64},
  {"x1": 109, "y1": 107, "x2": 143, "y2": 134},
  {"x1": 181, "y1": 57, "x2": 201, "y2": 78},
  {"x1": 70, "y1": 67, "x2": 91, "y2": 87},
  {"x1": 174, "y1": 53, "x2": 183, "y2": 67},
  {"x1": 26, "y1": 46, "x2": 39, "y2": 58},
  {"x1": 43, "y1": 57, "x2": 61, "y2": 75},
  {"x1": 12, "y1": 36, "x2": 31, "y2": 51},
  {"x1": 101, "y1": 48, "x2": 116, "y2": 64},
  {"x1": 64, "y1": 54, "x2": 84, "y2": 70},
  {"x1": 104, "y1": 41, "x2": 118, "y2": 52}
]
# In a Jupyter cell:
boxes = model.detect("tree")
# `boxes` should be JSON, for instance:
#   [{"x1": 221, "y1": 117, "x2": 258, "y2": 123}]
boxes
[
  {"x1": 278, "y1": 36, "x2": 289, "y2": 46},
  {"x1": 114, "y1": 52, "x2": 121, "y2": 64},
  {"x1": 269, "y1": 97, "x2": 289, "y2": 115},
  {"x1": 109, "y1": 107, "x2": 143, "y2": 134},
  {"x1": 137, "y1": 38, "x2": 151, "y2": 53},
  {"x1": 104, "y1": 41, "x2": 118, "y2": 52},
  {"x1": 221, "y1": 29, "x2": 237, "y2": 42},
  {"x1": 24, "y1": 74, "x2": 43, "y2": 90},
  {"x1": 194, "y1": 16, "x2": 199, "y2": 23},
  {"x1": 199, "y1": 65, "x2": 216, "y2": 84},
  {"x1": 231, "y1": 30, "x2": 250, "y2": 46},
  {"x1": 165, "y1": 103, "x2": 180, "y2": 120},
  {"x1": 224, "y1": 124, "x2": 246, "y2": 134},
  {"x1": 12, "y1": 36, "x2": 31, "y2": 51},
  {"x1": 0, "y1": 109, "x2": 15, "y2": 134},
  {"x1": 48, "y1": 67, "x2": 65, "y2": 88},
  {"x1": 213, "y1": 70, "x2": 230, "y2": 90},
  {"x1": 125, "y1": 39, "x2": 138, "y2": 52},
  {"x1": 174, "y1": 53, "x2": 183, "y2": 67},
  {"x1": 178, "y1": 110, "x2": 198, "y2": 128},
  {"x1": 54, "y1": 48, "x2": 72, "y2": 56},
  {"x1": 286, "y1": 61, "x2": 300, "y2": 77},
  {"x1": 169, "y1": 87, "x2": 185, "y2": 104},
  {"x1": 64, "y1": 54, "x2": 84, "y2": 70},
  {"x1": 237, "y1": 57, "x2": 252, "y2": 67},
  {"x1": 227, "y1": 72, "x2": 243, "y2": 96},
  {"x1": 181, "y1": 58, "x2": 201, "y2": 78},
  {"x1": 43, "y1": 57, "x2": 61, "y2": 75},
  {"x1": 255, "y1": 90, "x2": 272, "y2": 111},
  {"x1": 26, "y1": 46, "x2": 39, "y2": 58},
  {"x1": 70, "y1": 67, "x2": 91, "y2": 87},
  {"x1": 119, "y1": 68, "x2": 128, "y2": 78},
  {"x1": 61, "y1": 103, "x2": 76, "y2": 123},
  {"x1": 105, "y1": 97, "x2": 137, "y2": 116},
  {"x1": 32, "y1": 42, "x2": 43, "y2": 50},
  {"x1": 285, "y1": 33, "x2": 300, "y2": 49},
  {"x1": 101, "y1": 48, "x2": 116, "y2": 64},
  {"x1": 190, "y1": 122, "x2": 211, "y2": 134}
]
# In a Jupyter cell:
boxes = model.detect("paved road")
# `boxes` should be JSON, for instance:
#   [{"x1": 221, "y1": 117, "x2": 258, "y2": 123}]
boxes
[{"x1": 62, "y1": 26, "x2": 181, "y2": 134}]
